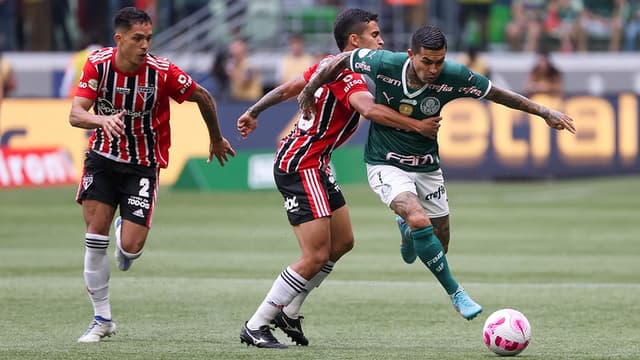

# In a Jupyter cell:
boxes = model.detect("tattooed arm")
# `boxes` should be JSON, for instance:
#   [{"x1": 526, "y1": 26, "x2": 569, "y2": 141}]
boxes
[
  {"x1": 297, "y1": 52, "x2": 352, "y2": 120},
  {"x1": 247, "y1": 76, "x2": 307, "y2": 117},
  {"x1": 237, "y1": 76, "x2": 307, "y2": 139},
  {"x1": 485, "y1": 85, "x2": 576, "y2": 134}
]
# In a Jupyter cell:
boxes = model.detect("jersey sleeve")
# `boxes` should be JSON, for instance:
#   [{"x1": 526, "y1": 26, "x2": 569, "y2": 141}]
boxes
[
  {"x1": 456, "y1": 63, "x2": 492, "y2": 99},
  {"x1": 303, "y1": 56, "x2": 334, "y2": 83},
  {"x1": 165, "y1": 62, "x2": 197, "y2": 103},
  {"x1": 331, "y1": 71, "x2": 369, "y2": 111},
  {"x1": 74, "y1": 59, "x2": 100, "y2": 101},
  {"x1": 349, "y1": 48, "x2": 386, "y2": 78}
]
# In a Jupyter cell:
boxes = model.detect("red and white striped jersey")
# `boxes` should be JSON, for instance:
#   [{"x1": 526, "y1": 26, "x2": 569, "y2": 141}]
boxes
[
  {"x1": 275, "y1": 56, "x2": 370, "y2": 173},
  {"x1": 75, "y1": 47, "x2": 197, "y2": 168}
]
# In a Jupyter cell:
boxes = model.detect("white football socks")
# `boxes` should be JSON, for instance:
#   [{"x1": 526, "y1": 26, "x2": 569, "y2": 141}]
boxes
[
  {"x1": 247, "y1": 266, "x2": 307, "y2": 330},
  {"x1": 83, "y1": 233, "x2": 111, "y2": 320},
  {"x1": 283, "y1": 261, "x2": 334, "y2": 319}
]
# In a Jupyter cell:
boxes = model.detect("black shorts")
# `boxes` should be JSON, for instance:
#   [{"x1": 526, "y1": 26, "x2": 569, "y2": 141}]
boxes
[
  {"x1": 274, "y1": 166, "x2": 346, "y2": 225},
  {"x1": 76, "y1": 151, "x2": 158, "y2": 228}
]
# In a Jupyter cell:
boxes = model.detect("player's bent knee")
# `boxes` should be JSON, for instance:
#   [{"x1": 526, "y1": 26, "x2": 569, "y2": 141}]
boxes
[
  {"x1": 342, "y1": 236, "x2": 355, "y2": 253},
  {"x1": 307, "y1": 253, "x2": 330, "y2": 272},
  {"x1": 330, "y1": 238, "x2": 354, "y2": 261},
  {"x1": 405, "y1": 213, "x2": 431, "y2": 230},
  {"x1": 119, "y1": 238, "x2": 146, "y2": 254}
]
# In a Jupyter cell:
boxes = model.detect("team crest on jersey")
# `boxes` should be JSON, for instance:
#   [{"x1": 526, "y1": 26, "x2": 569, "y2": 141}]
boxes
[
  {"x1": 137, "y1": 85, "x2": 155, "y2": 101},
  {"x1": 82, "y1": 175, "x2": 93, "y2": 190},
  {"x1": 420, "y1": 97, "x2": 440, "y2": 116},
  {"x1": 399, "y1": 104, "x2": 413, "y2": 115}
]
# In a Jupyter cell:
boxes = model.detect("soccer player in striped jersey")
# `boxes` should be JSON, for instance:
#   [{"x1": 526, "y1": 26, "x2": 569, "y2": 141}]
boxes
[
  {"x1": 298, "y1": 25, "x2": 576, "y2": 323},
  {"x1": 69, "y1": 7, "x2": 235, "y2": 343},
  {"x1": 237, "y1": 9, "x2": 440, "y2": 348}
]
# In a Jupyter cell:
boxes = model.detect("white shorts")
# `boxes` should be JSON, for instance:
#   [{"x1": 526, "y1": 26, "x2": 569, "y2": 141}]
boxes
[{"x1": 366, "y1": 164, "x2": 449, "y2": 217}]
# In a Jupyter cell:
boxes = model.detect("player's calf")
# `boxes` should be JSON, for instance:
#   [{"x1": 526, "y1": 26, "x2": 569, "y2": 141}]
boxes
[{"x1": 113, "y1": 216, "x2": 143, "y2": 271}]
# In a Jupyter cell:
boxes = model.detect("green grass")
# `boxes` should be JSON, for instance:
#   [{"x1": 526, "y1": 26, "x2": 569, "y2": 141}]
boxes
[{"x1": 1, "y1": 176, "x2": 639, "y2": 359}]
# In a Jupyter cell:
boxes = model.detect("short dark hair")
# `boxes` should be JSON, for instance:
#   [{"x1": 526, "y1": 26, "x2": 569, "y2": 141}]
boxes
[
  {"x1": 333, "y1": 8, "x2": 378, "y2": 51},
  {"x1": 114, "y1": 7, "x2": 152, "y2": 31},
  {"x1": 411, "y1": 25, "x2": 447, "y2": 53}
]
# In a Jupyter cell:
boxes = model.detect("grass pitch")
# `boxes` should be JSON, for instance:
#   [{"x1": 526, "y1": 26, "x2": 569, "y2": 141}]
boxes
[{"x1": 1, "y1": 176, "x2": 639, "y2": 359}]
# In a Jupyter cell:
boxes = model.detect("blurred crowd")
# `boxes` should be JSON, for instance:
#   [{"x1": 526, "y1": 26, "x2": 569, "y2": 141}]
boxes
[
  {"x1": 0, "y1": 0, "x2": 209, "y2": 51},
  {"x1": 0, "y1": 0, "x2": 637, "y2": 102},
  {"x1": 458, "y1": 0, "x2": 639, "y2": 53},
  {"x1": 0, "y1": 0, "x2": 638, "y2": 53}
]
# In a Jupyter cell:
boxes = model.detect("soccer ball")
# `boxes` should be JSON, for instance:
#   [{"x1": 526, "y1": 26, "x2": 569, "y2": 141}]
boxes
[{"x1": 482, "y1": 308, "x2": 531, "y2": 356}]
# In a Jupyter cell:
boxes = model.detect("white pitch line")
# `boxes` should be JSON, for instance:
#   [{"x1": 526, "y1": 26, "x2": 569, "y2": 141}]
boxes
[
  {"x1": 112, "y1": 277, "x2": 640, "y2": 289},
  {"x1": 4, "y1": 277, "x2": 638, "y2": 290}
]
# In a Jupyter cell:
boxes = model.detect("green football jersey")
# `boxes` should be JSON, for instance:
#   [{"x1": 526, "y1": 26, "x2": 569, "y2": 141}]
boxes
[{"x1": 349, "y1": 48, "x2": 491, "y2": 172}]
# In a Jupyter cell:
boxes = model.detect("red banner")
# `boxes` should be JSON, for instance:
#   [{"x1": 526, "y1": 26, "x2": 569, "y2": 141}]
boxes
[{"x1": 0, "y1": 147, "x2": 78, "y2": 188}]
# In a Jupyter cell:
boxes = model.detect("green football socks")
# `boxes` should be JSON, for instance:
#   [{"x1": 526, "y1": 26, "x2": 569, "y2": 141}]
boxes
[{"x1": 411, "y1": 225, "x2": 459, "y2": 295}]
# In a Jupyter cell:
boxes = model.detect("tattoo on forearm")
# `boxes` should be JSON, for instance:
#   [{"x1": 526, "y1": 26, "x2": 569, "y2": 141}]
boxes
[
  {"x1": 489, "y1": 87, "x2": 550, "y2": 118},
  {"x1": 249, "y1": 87, "x2": 286, "y2": 117}
]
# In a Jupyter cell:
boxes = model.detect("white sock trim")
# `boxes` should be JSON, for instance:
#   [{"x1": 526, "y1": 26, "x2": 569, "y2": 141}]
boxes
[{"x1": 85, "y1": 233, "x2": 109, "y2": 241}]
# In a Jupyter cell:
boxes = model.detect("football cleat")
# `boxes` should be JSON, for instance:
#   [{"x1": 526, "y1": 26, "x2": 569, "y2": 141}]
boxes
[
  {"x1": 113, "y1": 217, "x2": 132, "y2": 271},
  {"x1": 396, "y1": 216, "x2": 417, "y2": 264},
  {"x1": 77, "y1": 316, "x2": 116, "y2": 343},
  {"x1": 451, "y1": 287, "x2": 483, "y2": 320},
  {"x1": 240, "y1": 322, "x2": 287, "y2": 348},
  {"x1": 272, "y1": 311, "x2": 308, "y2": 346}
]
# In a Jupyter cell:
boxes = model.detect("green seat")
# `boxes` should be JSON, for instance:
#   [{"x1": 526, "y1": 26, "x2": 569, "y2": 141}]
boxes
[
  {"x1": 488, "y1": 4, "x2": 511, "y2": 45},
  {"x1": 286, "y1": 6, "x2": 338, "y2": 34}
]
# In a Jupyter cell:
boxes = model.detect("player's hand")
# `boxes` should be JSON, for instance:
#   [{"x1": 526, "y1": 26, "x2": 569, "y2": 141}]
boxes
[
  {"x1": 208, "y1": 137, "x2": 236, "y2": 167},
  {"x1": 237, "y1": 111, "x2": 257, "y2": 140},
  {"x1": 101, "y1": 110, "x2": 126, "y2": 141},
  {"x1": 544, "y1": 109, "x2": 576, "y2": 134},
  {"x1": 416, "y1": 116, "x2": 442, "y2": 139},
  {"x1": 297, "y1": 90, "x2": 316, "y2": 120}
]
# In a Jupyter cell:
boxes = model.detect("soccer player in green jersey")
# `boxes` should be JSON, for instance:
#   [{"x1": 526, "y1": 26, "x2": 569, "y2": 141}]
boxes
[{"x1": 298, "y1": 24, "x2": 576, "y2": 321}]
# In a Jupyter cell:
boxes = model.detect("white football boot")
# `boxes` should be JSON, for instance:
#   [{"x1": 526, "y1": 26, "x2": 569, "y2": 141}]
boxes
[{"x1": 77, "y1": 316, "x2": 116, "y2": 343}]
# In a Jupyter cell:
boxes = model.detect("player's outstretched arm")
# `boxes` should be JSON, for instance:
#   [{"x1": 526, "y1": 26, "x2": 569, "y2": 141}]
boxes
[
  {"x1": 349, "y1": 92, "x2": 441, "y2": 139},
  {"x1": 237, "y1": 76, "x2": 307, "y2": 139},
  {"x1": 187, "y1": 83, "x2": 236, "y2": 166},
  {"x1": 485, "y1": 85, "x2": 576, "y2": 134},
  {"x1": 297, "y1": 52, "x2": 352, "y2": 119}
]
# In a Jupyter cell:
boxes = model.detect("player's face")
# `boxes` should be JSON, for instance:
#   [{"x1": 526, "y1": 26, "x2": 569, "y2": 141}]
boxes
[
  {"x1": 115, "y1": 22, "x2": 153, "y2": 71},
  {"x1": 354, "y1": 21, "x2": 384, "y2": 50},
  {"x1": 408, "y1": 47, "x2": 446, "y2": 84}
]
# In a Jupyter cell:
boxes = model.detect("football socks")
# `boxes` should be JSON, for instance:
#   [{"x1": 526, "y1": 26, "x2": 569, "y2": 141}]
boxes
[
  {"x1": 83, "y1": 233, "x2": 112, "y2": 320},
  {"x1": 284, "y1": 261, "x2": 334, "y2": 318},
  {"x1": 247, "y1": 267, "x2": 307, "y2": 330},
  {"x1": 411, "y1": 226, "x2": 459, "y2": 295}
]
